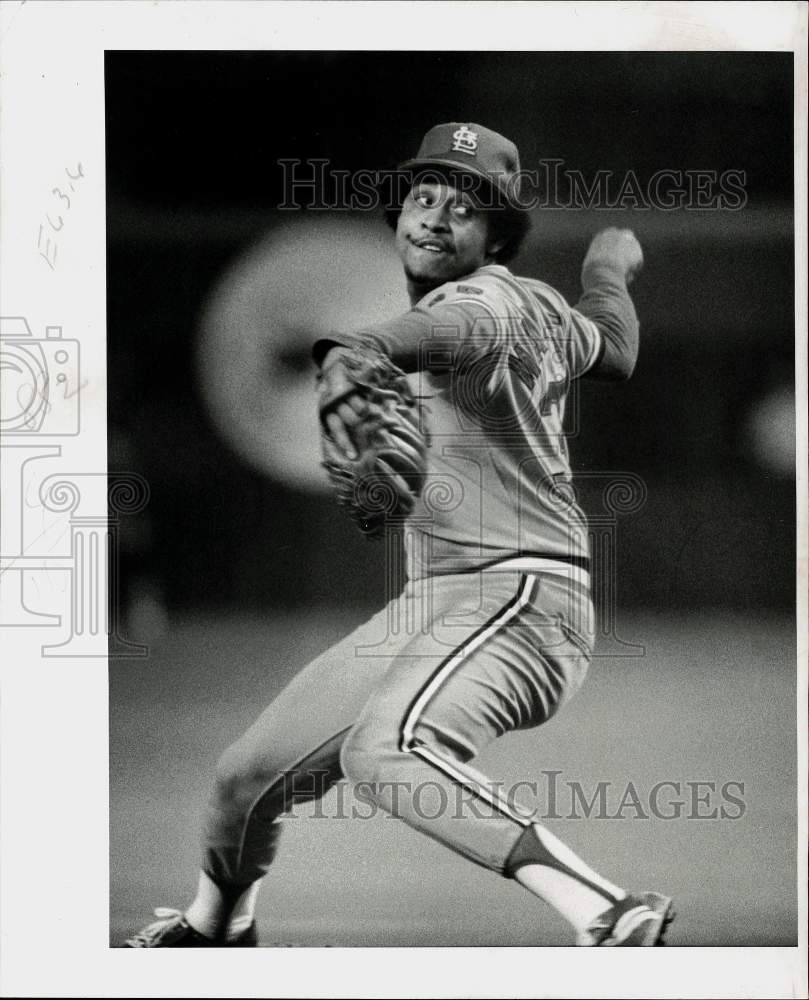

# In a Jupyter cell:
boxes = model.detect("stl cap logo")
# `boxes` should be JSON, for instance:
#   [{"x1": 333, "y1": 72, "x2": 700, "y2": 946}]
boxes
[{"x1": 451, "y1": 125, "x2": 479, "y2": 155}]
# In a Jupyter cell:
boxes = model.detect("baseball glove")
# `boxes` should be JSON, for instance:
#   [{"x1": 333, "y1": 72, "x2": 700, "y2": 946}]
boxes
[{"x1": 317, "y1": 344, "x2": 429, "y2": 538}]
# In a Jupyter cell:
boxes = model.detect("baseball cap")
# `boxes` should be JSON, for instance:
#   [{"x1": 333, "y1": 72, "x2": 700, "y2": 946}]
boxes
[{"x1": 397, "y1": 122, "x2": 526, "y2": 212}]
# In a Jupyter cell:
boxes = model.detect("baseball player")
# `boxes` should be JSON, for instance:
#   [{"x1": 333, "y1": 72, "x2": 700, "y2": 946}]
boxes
[{"x1": 125, "y1": 123, "x2": 673, "y2": 948}]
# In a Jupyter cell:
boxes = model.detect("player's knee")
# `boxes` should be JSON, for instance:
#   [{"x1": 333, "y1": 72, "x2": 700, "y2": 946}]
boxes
[
  {"x1": 339, "y1": 729, "x2": 383, "y2": 788},
  {"x1": 213, "y1": 742, "x2": 268, "y2": 807},
  {"x1": 401, "y1": 716, "x2": 466, "y2": 762}
]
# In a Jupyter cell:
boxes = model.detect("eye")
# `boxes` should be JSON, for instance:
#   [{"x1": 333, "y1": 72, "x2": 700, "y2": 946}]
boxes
[
  {"x1": 451, "y1": 199, "x2": 478, "y2": 222},
  {"x1": 413, "y1": 187, "x2": 436, "y2": 208}
]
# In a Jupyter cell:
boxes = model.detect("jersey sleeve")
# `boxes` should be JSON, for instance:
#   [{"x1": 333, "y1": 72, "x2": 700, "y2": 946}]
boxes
[
  {"x1": 573, "y1": 262, "x2": 640, "y2": 381},
  {"x1": 313, "y1": 278, "x2": 504, "y2": 373},
  {"x1": 566, "y1": 308, "x2": 603, "y2": 379},
  {"x1": 524, "y1": 279, "x2": 602, "y2": 380}
]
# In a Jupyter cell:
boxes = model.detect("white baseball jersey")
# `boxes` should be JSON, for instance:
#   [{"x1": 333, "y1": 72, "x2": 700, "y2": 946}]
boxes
[{"x1": 353, "y1": 263, "x2": 603, "y2": 579}]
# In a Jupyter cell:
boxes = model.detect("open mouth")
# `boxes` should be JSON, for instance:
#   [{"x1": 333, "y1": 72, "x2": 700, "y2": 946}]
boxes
[{"x1": 412, "y1": 237, "x2": 451, "y2": 255}]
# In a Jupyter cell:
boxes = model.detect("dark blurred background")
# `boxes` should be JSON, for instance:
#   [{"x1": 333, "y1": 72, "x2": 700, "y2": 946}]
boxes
[
  {"x1": 106, "y1": 50, "x2": 795, "y2": 619},
  {"x1": 107, "y1": 52, "x2": 797, "y2": 947}
]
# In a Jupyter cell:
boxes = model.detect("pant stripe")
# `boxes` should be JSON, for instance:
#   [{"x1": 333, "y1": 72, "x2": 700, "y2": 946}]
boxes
[
  {"x1": 399, "y1": 573, "x2": 539, "y2": 827},
  {"x1": 411, "y1": 741, "x2": 535, "y2": 825},
  {"x1": 228, "y1": 725, "x2": 352, "y2": 881}
]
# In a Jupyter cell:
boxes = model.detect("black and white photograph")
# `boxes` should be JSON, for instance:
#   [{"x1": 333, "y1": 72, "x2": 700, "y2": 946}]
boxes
[{"x1": 1, "y1": 3, "x2": 806, "y2": 998}]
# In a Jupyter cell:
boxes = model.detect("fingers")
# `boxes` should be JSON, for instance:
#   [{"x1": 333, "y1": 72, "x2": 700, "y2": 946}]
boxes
[
  {"x1": 322, "y1": 393, "x2": 369, "y2": 460},
  {"x1": 586, "y1": 227, "x2": 641, "y2": 259},
  {"x1": 374, "y1": 459, "x2": 417, "y2": 504},
  {"x1": 582, "y1": 227, "x2": 644, "y2": 285},
  {"x1": 344, "y1": 394, "x2": 368, "y2": 418},
  {"x1": 625, "y1": 251, "x2": 643, "y2": 285},
  {"x1": 617, "y1": 228, "x2": 644, "y2": 281},
  {"x1": 325, "y1": 411, "x2": 357, "y2": 459}
]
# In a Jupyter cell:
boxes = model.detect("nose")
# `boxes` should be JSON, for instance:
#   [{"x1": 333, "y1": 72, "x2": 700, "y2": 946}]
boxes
[{"x1": 420, "y1": 202, "x2": 450, "y2": 232}]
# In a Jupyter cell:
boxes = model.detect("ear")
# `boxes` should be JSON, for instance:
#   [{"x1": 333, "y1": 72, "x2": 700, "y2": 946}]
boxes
[{"x1": 485, "y1": 237, "x2": 506, "y2": 260}]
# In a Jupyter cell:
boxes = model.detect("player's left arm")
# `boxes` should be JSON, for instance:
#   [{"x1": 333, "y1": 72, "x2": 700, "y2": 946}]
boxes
[
  {"x1": 312, "y1": 296, "x2": 495, "y2": 373},
  {"x1": 570, "y1": 228, "x2": 643, "y2": 382},
  {"x1": 313, "y1": 295, "x2": 493, "y2": 457}
]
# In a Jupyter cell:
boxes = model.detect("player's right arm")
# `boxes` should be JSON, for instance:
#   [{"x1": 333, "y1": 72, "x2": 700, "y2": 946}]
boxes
[{"x1": 569, "y1": 228, "x2": 643, "y2": 382}]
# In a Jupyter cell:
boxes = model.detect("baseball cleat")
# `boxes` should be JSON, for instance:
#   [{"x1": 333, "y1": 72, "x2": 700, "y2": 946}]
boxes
[
  {"x1": 577, "y1": 892, "x2": 675, "y2": 946},
  {"x1": 123, "y1": 907, "x2": 258, "y2": 948}
]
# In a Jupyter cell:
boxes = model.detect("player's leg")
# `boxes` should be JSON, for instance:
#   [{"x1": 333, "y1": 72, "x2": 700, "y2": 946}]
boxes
[
  {"x1": 339, "y1": 570, "x2": 672, "y2": 944},
  {"x1": 124, "y1": 598, "x2": 404, "y2": 947}
]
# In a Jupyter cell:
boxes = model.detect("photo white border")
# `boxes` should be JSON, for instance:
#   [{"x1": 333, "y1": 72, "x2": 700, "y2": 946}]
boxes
[{"x1": 0, "y1": 2, "x2": 806, "y2": 997}]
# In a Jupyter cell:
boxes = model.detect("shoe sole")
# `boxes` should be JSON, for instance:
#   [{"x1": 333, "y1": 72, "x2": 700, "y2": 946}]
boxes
[
  {"x1": 227, "y1": 923, "x2": 259, "y2": 947},
  {"x1": 640, "y1": 893, "x2": 675, "y2": 946},
  {"x1": 654, "y1": 898, "x2": 676, "y2": 946},
  {"x1": 121, "y1": 920, "x2": 258, "y2": 948},
  {"x1": 604, "y1": 893, "x2": 675, "y2": 946}
]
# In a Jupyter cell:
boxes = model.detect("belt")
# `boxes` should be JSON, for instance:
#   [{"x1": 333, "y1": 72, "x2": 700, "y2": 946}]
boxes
[{"x1": 480, "y1": 555, "x2": 591, "y2": 590}]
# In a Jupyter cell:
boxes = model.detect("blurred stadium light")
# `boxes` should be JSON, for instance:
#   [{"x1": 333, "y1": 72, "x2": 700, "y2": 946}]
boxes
[
  {"x1": 196, "y1": 216, "x2": 407, "y2": 489},
  {"x1": 744, "y1": 383, "x2": 796, "y2": 477}
]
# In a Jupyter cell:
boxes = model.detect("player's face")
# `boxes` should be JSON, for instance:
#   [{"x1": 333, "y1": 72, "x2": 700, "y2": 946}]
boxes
[{"x1": 395, "y1": 180, "x2": 499, "y2": 289}]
